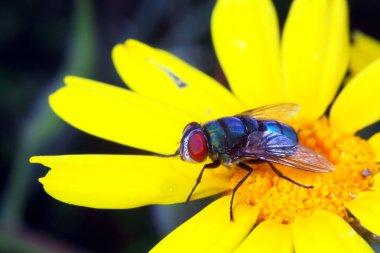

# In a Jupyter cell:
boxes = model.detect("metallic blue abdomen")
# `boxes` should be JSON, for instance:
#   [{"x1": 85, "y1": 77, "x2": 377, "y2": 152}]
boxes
[{"x1": 258, "y1": 119, "x2": 298, "y2": 144}]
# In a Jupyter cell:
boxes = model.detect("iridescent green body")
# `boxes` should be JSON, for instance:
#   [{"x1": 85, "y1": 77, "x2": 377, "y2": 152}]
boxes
[{"x1": 203, "y1": 116, "x2": 298, "y2": 164}]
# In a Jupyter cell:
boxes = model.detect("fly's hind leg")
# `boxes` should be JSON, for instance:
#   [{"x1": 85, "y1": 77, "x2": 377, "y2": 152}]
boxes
[
  {"x1": 186, "y1": 160, "x2": 221, "y2": 203},
  {"x1": 267, "y1": 162, "x2": 313, "y2": 188},
  {"x1": 230, "y1": 162, "x2": 253, "y2": 221}
]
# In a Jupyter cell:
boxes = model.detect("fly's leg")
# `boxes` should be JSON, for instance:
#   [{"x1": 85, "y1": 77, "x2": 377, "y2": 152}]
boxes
[
  {"x1": 230, "y1": 162, "x2": 253, "y2": 221},
  {"x1": 267, "y1": 162, "x2": 313, "y2": 188},
  {"x1": 186, "y1": 160, "x2": 221, "y2": 203},
  {"x1": 155, "y1": 149, "x2": 180, "y2": 157}
]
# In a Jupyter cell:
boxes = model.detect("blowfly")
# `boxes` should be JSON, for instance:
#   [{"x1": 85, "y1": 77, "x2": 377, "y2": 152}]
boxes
[{"x1": 164, "y1": 103, "x2": 334, "y2": 221}]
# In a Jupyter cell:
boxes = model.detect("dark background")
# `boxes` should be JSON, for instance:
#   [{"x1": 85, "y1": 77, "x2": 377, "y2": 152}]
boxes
[{"x1": 0, "y1": 0, "x2": 379, "y2": 252}]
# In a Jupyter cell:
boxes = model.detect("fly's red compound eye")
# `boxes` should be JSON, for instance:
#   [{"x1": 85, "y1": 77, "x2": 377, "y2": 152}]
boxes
[{"x1": 187, "y1": 132, "x2": 208, "y2": 162}]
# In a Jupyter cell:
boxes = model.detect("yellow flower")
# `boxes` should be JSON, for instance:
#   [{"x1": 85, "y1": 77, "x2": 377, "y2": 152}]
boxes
[{"x1": 30, "y1": 0, "x2": 380, "y2": 252}]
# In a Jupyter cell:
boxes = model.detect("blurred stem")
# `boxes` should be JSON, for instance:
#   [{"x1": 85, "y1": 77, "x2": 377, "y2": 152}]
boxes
[
  {"x1": 0, "y1": 0, "x2": 96, "y2": 231},
  {"x1": 0, "y1": 227, "x2": 87, "y2": 253}
]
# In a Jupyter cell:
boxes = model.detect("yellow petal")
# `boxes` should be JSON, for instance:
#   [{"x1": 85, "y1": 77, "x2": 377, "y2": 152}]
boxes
[
  {"x1": 51, "y1": 76, "x2": 195, "y2": 154},
  {"x1": 345, "y1": 191, "x2": 380, "y2": 236},
  {"x1": 372, "y1": 173, "x2": 380, "y2": 191},
  {"x1": 235, "y1": 220, "x2": 293, "y2": 253},
  {"x1": 30, "y1": 155, "x2": 230, "y2": 208},
  {"x1": 330, "y1": 58, "x2": 380, "y2": 133},
  {"x1": 150, "y1": 195, "x2": 259, "y2": 253},
  {"x1": 211, "y1": 0, "x2": 284, "y2": 108},
  {"x1": 282, "y1": 0, "x2": 349, "y2": 119},
  {"x1": 351, "y1": 31, "x2": 380, "y2": 76},
  {"x1": 293, "y1": 210, "x2": 373, "y2": 253},
  {"x1": 112, "y1": 40, "x2": 244, "y2": 121},
  {"x1": 369, "y1": 132, "x2": 380, "y2": 162}
]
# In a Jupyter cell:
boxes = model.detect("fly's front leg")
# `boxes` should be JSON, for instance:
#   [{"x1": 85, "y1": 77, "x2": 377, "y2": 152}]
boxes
[
  {"x1": 155, "y1": 149, "x2": 180, "y2": 157},
  {"x1": 230, "y1": 162, "x2": 253, "y2": 221},
  {"x1": 186, "y1": 160, "x2": 221, "y2": 203}
]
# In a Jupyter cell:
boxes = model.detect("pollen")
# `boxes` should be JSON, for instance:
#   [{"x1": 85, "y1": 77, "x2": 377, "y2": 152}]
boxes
[{"x1": 230, "y1": 118, "x2": 379, "y2": 224}]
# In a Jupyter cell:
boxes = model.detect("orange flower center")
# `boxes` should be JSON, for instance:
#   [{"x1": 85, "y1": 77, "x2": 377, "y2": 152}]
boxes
[{"x1": 230, "y1": 118, "x2": 379, "y2": 224}]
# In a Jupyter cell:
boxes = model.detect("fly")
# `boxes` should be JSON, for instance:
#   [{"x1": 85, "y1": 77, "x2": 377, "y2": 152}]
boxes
[{"x1": 163, "y1": 103, "x2": 334, "y2": 221}]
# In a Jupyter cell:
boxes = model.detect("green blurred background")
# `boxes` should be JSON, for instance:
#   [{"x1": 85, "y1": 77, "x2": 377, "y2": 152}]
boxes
[{"x1": 1, "y1": 0, "x2": 380, "y2": 252}]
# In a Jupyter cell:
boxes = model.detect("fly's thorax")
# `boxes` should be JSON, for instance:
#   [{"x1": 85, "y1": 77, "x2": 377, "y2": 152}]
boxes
[
  {"x1": 203, "y1": 117, "x2": 247, "y2": 164},
  {"x1": 179, "y1": 122, "x2": 208, "y2": 163}
]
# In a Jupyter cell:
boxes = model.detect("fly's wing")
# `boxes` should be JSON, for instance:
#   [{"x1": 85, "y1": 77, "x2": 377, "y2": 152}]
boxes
[
  {"x1": 236, "y1": 103, "x2": 300, "y2": 121},
  {"x1": 240, "y1": 131, "x2": 298, "y2": 158},
  {"x1": 263, "y1": 145, "x2": 334, "y2": 172},
  {"x1": 239, "y1": 131, "x2": 334, "y2": 173}
]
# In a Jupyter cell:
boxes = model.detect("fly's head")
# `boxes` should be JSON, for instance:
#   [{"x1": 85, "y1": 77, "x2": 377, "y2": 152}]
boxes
[{"x1": 179, "y1": 122, "x2": 209, "y2": 163}]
